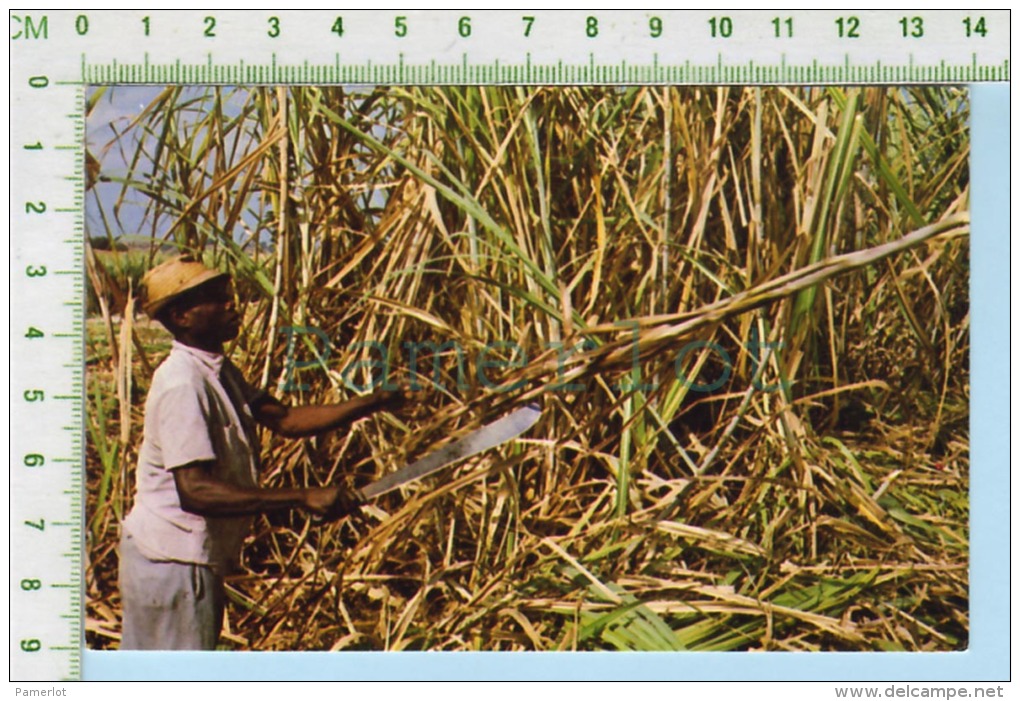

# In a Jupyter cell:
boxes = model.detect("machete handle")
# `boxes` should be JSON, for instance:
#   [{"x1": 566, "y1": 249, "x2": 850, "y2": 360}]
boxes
[{"x1": 309, "y1": 485, "x2": 366, "y2": 525}]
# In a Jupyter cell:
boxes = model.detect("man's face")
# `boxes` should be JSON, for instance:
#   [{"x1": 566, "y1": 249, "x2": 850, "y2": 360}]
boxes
[{"x1": 170, "y1": 277, "x2": 241, "y2": 345}]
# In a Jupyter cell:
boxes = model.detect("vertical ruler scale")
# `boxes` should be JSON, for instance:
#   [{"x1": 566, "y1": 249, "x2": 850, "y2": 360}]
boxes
[
  {"x1": 10, "y1": 13, "x2": 86, "y2": 681},
  {"x1": 6, "y1": 9, "x2": 1010, "y2": 681}
]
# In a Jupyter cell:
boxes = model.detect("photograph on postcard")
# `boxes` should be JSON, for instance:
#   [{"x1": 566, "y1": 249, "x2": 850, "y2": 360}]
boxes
[{"x1": 83, "y1": 85, "x2": 969, "y2": 652}]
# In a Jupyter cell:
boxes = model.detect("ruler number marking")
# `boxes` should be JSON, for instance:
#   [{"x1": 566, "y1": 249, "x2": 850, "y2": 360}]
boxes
[
  {"x1": 22, "y1": 579, "x2": 43, "y2": 591},
  {"x1": 204, "y1": 16, "x2": 216, "y2": 39},
  {"x1": 26, "y1": 327, "x2": 45, "y2": 339},
  {"x1": 267, "y1": 16, "x2": 280, "y2": 39},
  {"x1": 586, "y1": 16, "x2": 598, "y2": 38},
  {"x1": 24, "y1": 389, "x2": 45, "y2": 402},
  {"x1": 25, "y1": 519, "x2": 46, "y2": 532},
  {"x1": 395, "y1": 16, "x2": 408, "y2": 38},
  {"x1": 74, "y1": 14, "x2": 88, "y2": 36},
  {"x1": 709, "y1": 17, "x2": 733, "y2": 39},
  {"x1": 141, "y1": 16, "x2": 150, "y2": 36},
  {"x1": 27, "y1": 265, "x2": 48, "y2": 277},
  {"x1": 21, "y1": 640, "x2": 42, "y2": 653},
  {"x1": 522, "y1": 16, "x2": 535, "y2": 37},
  {"x1": 899, "y1": 16, "x2": 924, "y2": 39},
  {"x1": 26, "y1": 201, "x2": 47, "y2": 214},
  {"x1": 773, "y1": 17, "x2": 793, "y2": 38},
  {"x1": 25, "y1": 453, "x2": 45, "y2": 467},
  {"x1": 649, "y1": 17, "x2": 662, "y2": 38},
  {"x1": 331, "y1": 17, "x2": 344, "y2": 38},
  {"x1": 835, "y1": 16, "x2": 860, "y2": 39},
  {"x1": 963, "y1": 16, "x2": 987, "y2": 38},
  {"x1": 24, "y1": 141, "x2": 44, "y2": 150}
]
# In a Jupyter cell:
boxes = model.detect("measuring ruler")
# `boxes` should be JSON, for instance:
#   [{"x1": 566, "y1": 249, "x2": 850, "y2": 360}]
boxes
[{"x1": 8, "y1": 9, "x2": 1009, "y2": 681}]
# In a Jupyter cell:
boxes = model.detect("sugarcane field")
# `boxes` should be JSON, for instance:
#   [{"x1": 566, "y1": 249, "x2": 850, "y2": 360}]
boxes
[{"x1": 84, "y1": 86, "x2": 970, "y2": 652}]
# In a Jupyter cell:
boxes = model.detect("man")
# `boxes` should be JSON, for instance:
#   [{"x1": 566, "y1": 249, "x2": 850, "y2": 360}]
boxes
[{"x1": 119, "y1": 255, "x2": 403, "y2": 650}]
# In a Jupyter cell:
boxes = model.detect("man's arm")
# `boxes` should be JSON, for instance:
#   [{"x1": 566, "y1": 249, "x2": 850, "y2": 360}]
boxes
[
  {"x1": 173, "y1": 461, "x2": 357, "y2": 520},
  {"x1": 251, "y1": 389, "x2": 406, "y2": 438}
]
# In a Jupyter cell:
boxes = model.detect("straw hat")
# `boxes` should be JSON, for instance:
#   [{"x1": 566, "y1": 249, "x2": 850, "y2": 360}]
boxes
[{"x1": 141, "y1": 255, "x2": 229, "y2": 317}]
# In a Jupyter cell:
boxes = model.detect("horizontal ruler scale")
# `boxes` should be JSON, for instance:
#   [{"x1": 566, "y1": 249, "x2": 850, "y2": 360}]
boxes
[{"x1": 10, "y1": 10, "x2": 1011, "y2": 84}]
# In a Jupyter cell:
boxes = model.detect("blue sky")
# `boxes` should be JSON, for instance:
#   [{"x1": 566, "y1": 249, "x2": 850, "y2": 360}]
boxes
[
  {"x1": 86, "y1": 85, "x2": 261, "y2": 247},
  {"x1": 87, "y1": 86, "x2": 163, "y2": 241}
]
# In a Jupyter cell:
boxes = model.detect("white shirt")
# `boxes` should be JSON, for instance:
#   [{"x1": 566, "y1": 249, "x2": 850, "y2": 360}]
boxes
[{"x1": 123, "y1": 341, "x2": 265, "y2": 570}]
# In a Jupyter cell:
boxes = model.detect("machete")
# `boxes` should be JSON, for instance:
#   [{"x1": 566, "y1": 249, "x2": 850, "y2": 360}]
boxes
[{"x1": 356, "y1": 403, "x2": 541, "y2": 501}]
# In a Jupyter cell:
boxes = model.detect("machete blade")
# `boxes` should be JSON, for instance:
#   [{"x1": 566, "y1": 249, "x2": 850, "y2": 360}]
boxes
[{"x1": 359, "y1": 404, "x2": 541, "y2": 500}]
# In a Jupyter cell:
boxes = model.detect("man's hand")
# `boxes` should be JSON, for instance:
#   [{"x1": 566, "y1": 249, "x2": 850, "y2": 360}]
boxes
[
  {"x1": 375, "y1": 378, "x2": 416, "y2": 410},
  {"x1": 303, "y1": 486, "x2": 362, "y2": 522}
]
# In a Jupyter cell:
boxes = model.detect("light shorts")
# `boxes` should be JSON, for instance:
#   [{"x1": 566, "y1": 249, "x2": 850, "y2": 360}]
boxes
[{"x1": 118, "y1": 532, "x2": 225, "y2": 650}]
